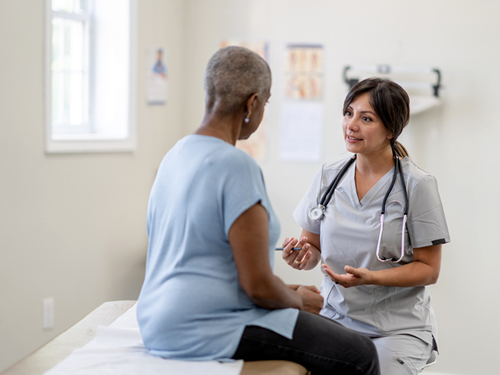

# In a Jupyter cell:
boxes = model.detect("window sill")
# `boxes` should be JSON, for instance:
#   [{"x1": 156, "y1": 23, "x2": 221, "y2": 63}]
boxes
[{"x1": 45, "y1": 137, "x2": 136, "y2": 154}]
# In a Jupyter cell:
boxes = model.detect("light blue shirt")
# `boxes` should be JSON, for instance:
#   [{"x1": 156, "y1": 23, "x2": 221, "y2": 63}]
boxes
[
  {"x1": 137, "y1": 135, "x2": 298, "y2": 361},
  {"x1": 294, "y1": 156, "x2": 450, "y2": 348}
]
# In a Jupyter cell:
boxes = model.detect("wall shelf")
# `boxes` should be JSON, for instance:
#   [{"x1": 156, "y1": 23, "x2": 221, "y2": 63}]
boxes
[{"x1": 343, "y1": 64, "x2": 442, "y2": 115}]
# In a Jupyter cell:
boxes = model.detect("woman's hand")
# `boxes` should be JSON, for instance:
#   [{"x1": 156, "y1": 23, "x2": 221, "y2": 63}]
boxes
[
  {"x1": 322, "y1": 264, "x2": 373, "y2": 288},
  {"x1": 282, "y1": 230, "x2": 322, "y2": 271},
  {"x1": 296, "y1": 285, "x2": 323, "y2": 315},
  {"x1": 282, "y1": 237, "x2": 313, "y2": 270},
  {"x1": 322, "y1": 244, "x2": 442, "y2": 288}
]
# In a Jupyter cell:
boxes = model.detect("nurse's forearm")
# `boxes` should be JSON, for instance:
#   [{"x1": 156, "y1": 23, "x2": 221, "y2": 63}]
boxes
[
  {"x1": 368, "y1": 244, "x2": 442, "y2": 287},
  {"x1": 325, "y1": 245, "x2": 442, "y2": 288},
  {"x1": 368, "y1": 261, "x2": 439, "y2": 287}
]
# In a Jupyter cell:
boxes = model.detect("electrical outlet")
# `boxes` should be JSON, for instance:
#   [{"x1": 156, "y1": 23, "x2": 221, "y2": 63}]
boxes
[{"x1": 42, "y1": 297, "x2": 54, "y2": 330}]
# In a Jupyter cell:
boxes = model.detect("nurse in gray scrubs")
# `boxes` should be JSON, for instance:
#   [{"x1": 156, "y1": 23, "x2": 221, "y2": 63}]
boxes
[{"x1": 283, "y1": 78, "x2": 450, "y2": 375}]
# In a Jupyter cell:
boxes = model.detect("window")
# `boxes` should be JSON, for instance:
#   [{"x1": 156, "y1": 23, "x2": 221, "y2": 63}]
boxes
[{"x1": 46, "y1": 0, "x2": 136, "y2": 153}]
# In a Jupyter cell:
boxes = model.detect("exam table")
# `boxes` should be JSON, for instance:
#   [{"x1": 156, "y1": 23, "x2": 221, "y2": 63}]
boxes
[{"x1": 0, "y1": 301, "x2": 307, "y2": 375}]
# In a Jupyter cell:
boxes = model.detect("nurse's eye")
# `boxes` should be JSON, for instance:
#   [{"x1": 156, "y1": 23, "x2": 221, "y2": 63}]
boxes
[
  {"x1": 344, "y1": 110, "x2": 352, "y2": 117},
  {"x1": 362, "y1": 116, "x2": 372, "y2": 122}
]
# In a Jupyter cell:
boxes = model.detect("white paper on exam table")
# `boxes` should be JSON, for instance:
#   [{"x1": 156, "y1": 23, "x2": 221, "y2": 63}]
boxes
[{"x1": 44, "y1": 304, "x2": 244, "y2": 375}]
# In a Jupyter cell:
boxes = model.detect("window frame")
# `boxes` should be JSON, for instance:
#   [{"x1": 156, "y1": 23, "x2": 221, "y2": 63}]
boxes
[
  {"x1": 50, "y1": 4, "x2": 91, "y2": 136},
  {"x1": 45, "y1": 0, "x2": 137, "y2": 154}
]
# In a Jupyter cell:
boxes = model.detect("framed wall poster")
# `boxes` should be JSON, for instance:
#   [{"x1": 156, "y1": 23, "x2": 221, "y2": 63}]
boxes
[
  {"x1": 285, "y1": 44, "x2": 324, "y2": 100},
  {"x1": 146, "y1": 48, "x2": 168, "y2": 105},
  {"x1": 280, "y1": 44, "x2": 324, "y2": 162}
]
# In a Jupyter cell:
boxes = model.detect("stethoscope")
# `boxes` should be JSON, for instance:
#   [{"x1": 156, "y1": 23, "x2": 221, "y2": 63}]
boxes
[{"x1": 308, "y1": 153, "x2": 409, "y2": 263}]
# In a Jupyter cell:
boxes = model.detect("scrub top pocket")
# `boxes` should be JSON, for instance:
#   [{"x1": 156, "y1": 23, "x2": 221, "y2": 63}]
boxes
[{"x1": 378, "y1": 200, "x2": 412, "y2": 263}]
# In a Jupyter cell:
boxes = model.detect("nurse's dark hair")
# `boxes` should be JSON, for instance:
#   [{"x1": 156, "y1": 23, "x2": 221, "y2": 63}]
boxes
[
  {"x1": 204, "y1": 46, "x2": 271, "y2": 116},
  {"x1": 343, "y1": 77, "x2": 410, "y2": 158}
]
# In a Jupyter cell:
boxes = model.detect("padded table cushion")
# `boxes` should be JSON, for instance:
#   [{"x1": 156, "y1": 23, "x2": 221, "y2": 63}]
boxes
[{"x1": 1, "y1": 300, "x2": 307, "y2": 375}]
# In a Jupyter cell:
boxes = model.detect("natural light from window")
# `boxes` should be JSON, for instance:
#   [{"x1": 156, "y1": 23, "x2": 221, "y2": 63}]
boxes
[{"x1": 46, "y1": 0, "x2": 136, "y2": 153}]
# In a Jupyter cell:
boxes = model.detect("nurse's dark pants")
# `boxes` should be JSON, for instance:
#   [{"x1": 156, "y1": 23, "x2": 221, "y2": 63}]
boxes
[{"x1": 232, "y1": 310, "x2": 380, "y2": 375}]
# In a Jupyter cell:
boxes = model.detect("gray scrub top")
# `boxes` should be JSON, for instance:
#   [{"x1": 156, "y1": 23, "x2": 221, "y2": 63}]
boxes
[{"x1": 293, "y1": 156, "x2": 450, "y2": 348}]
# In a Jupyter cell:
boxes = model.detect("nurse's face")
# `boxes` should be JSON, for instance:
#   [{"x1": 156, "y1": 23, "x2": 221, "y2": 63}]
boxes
[{"x1": 342, "y1": 92, "x2": 392, "y2": 156}]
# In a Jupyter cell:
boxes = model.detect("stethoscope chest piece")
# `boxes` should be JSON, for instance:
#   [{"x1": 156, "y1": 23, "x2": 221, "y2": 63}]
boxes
[{"x1": 309, "y1": 205, "x2": 326, "y2": 221}]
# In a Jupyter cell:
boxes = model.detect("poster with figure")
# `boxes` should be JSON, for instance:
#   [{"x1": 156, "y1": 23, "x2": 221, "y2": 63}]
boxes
[
  {"x1": 285, "y1": 44, "x2": 323, "y2": 100},
  {"x1": 220, "y1": 40, "x2": 269, "y2": 161},
  {"x1": 147, "y1": 48, "x2": 168, "y2": 105},
  {"x1": 280, "y1": 44, "x2": 324, "y2": 162}
]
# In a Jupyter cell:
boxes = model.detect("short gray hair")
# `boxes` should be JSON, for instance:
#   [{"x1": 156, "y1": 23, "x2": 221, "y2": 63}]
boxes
[{"x1": 204, "y1": 46, "x2": 271, "y2": 116}]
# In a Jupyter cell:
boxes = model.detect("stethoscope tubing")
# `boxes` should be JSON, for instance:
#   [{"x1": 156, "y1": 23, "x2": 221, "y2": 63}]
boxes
[
  {"x1": 312, "y1": 152, "x2": 410, "y2": 263},
  {"x1": 320, "y1": 154, "x2": 357, "y2": 207},
  {"x1": 376, "y1": 156, "x2": 408, "y2": 262}
]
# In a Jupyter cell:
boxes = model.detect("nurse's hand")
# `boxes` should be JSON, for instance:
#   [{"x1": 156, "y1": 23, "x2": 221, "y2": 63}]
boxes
[
  {"x1": 322, "y1": 264, "x2": 373, "y2": 288},
  {"x1": 296, "y1": 285, "x2": 323, "y2": 315},
  {"x1": 281, "y1": 237, "x2": 314, "y2": 270}
]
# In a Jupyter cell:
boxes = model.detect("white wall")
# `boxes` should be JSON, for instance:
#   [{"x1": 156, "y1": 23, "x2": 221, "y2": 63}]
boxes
[
  {"x1": 182, "y1": 1, "x2": 500, "y2": 374},
  {"x1": 0, "y1": 0, "x2": 185, "y2": 371},
  {"x1": 1, "y1": 1, "x2": 499, "y2": 374}
]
